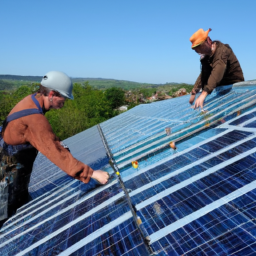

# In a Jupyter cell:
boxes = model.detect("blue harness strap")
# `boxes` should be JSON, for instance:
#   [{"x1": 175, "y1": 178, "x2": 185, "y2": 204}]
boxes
[
  {"x1": 31, "y1": 93, "x2": 43, "y2": 113},
  {"x1": 6, "y1": 94, "x2": 43, "y2": 123}
]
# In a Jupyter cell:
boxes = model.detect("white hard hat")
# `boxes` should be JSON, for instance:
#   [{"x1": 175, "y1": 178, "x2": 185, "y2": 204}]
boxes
[{"x1": 41, "y1": 71, "x2": 74, "y2": 100}]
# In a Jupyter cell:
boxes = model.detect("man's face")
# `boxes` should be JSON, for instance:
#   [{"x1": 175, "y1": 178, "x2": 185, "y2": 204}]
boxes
[
  {"x1": 53, "y1": 96, "x2": 66, "y2": 109},
  {"x1": 49, "y1": 95, "x2": 66, "y2": 109},
  {"x1": 193, "y1": 40, "x2": 211, "y2": 56}
]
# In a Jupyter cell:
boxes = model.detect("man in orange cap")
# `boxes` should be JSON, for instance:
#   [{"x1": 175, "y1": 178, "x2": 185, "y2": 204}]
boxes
[{"x1": 189, "y1": 28, "x2": 244, "y2": 109}]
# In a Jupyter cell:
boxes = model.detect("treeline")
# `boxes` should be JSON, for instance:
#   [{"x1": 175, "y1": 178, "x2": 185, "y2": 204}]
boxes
[
  {"x1": 0, "y1": 79, "x2": 38, "y2": 90},
  {"x1": 0, "y1": 82, "x2": 192, "y2": 140},
  {"x1": 72, "y1": 78, "x2": 153, "y2": 90},
  {"x1": 136, "y1": 83, "x2": 193, "y2": 98},
  {"x1": 0, "y1": 75, "x2": 42, "y2": 81},
  {"x1": 0, "y1": 79, "x2": 14, "y2": 90},
  {"x1": 0, "y1": 75, "x2": 192, "y2": 90},
  {"x1": 0, "y1": 75, "x2": 154, "y2": 90},
  {"x1": 0, "y1": 83, "x2": 125, "y2": 140}
]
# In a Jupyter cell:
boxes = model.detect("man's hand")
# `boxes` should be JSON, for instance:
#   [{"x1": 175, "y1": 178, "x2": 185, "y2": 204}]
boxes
[
  {"x1": 91, "y1": 170, "x2": 110, "y2": 184},
  {"x1": 189, "y1": 89, "x2": 197, "y2": 105},
  {"x1": 193, "y1": 91, "x2": 208, "y2": 109},
  {"x1": 189, "y1": 94, "x2": 196, "y2": 105}
]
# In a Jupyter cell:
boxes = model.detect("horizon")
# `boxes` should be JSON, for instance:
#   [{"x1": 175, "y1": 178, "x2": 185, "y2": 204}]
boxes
[{"x1": 0, "y1": 74, "x2": 193, "y2": 85}]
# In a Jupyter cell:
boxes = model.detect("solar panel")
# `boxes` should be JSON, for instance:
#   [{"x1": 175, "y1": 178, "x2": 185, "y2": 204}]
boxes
[{"x1": 1, "y1": 82, "x2": 256, "y2": 255}]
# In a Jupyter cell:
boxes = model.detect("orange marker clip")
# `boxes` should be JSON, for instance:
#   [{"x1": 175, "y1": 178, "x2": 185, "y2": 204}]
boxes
[
  {"x1": 169, "y1": 141, "x2": 176, "y2": 150},
  {"x1": 132, "y1": 161, "x2": 139, "y2": 168}
]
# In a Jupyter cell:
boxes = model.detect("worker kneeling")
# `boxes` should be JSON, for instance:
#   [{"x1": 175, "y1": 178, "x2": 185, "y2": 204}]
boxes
[{"x1": 0, "y1": 71, "x2": 109, "y2": 227}]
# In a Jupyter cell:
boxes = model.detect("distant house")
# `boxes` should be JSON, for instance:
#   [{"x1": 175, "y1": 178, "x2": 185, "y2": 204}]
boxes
[
  {"x1": 173, "y1": 88, "x2": 188, "y2": 97},
  {"x1": 118, "y1": 105, "x2": 128, "y2": 111},
  {"x1": 147, "y1": 92, "x2": 158, "y2": 102}
]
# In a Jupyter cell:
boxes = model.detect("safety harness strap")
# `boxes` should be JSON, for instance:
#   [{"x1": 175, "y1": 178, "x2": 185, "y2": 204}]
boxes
[
  {"x1": 31, "y1": 93, "x2": 43, "y2": 113},
  {"x1": 6, "y1": 94, "x2": 43, "y2": 123}
]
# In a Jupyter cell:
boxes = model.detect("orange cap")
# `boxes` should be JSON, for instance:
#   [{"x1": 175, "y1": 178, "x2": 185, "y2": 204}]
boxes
[{"x1": 190, "y1": 28, "x2": 212, "y2": 48}]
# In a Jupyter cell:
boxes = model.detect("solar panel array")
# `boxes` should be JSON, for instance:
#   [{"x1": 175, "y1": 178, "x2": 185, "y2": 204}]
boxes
[{"x1": 1, "y1": 83, "x2": 256, "y2": 255}]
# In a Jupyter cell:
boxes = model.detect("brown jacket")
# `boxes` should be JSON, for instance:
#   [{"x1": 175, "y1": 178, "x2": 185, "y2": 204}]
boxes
[
  {"x1": 193, "y1": 41, "x2": 244, "y2": 94},
  {"x1": 3, "y1": 94, "x2": 93, "y2": 183}
]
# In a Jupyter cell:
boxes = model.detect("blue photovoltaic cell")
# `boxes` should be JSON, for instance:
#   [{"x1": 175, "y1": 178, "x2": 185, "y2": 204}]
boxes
[
  {"x1": 229, "y1": 111, "x2": 256, "y2": 126},
  {"x1": 1, "y1": 195, "x2": 129, "y2": 255},
  {"x1": 3, "y1": 185, "x2": 78, "y2": 229},
  {"x1": 130, "y1": 164, "x2": 208, "y2": 205},
  {"x1": 115, "y1": 127, "x2": 226, "y2": 162},
  {"x1": 137, "y1": 154, "x2": 256, "y2": 236},
  {"x1": 30, "y1": 202, "x2": 131, "y2": 255},
  {"x1": 3, "y1": 178, "x2": 118, "y2": 233},
  {"x1": 29, "y1": 174, "x2": 70, "y2": 199},
  {"x1": 15, "y1": 179, "x2": 72, "y2": 214},
  {"x1": 120, "y1": 128, "x2": 228, "y2": 178},
  {"x1": 245, "y1": 120, "x2": 256, "y2": 128},
  {"x1": 0, "y1": 183, "x2": 122, "y2": 246},
  {"x1": 151, "y1": 189, "x2": 256, "y2": 256},
  {"x1": 124, "y1": 130, "x2": 253, "y2": 191},
  {"x1": 69, "y1": 218, "x2": 148, "y2": 256}
]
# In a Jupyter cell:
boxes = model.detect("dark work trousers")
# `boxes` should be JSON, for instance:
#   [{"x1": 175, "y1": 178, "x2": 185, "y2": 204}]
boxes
[{"x1": 0, "y1": 130, "x2": 37, "y2": 228}]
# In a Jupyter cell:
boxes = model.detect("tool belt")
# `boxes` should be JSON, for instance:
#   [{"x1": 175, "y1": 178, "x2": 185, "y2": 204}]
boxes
[
  {"x1": 0, "y1": 131, "x2": 37, "y2": 221},
  {"x1": 0, "y1": 150, "x2": 18, "y2": 221}
]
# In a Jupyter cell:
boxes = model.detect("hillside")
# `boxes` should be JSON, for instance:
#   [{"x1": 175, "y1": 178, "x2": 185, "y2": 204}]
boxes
[{"x1": 0, "y1": 75, "x2": 189, "y2": 90}]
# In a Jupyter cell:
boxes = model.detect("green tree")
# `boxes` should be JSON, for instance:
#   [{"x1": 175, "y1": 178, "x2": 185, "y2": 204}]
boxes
[
  {"x1": 0, "y1": 80, "x2": 13, "y2": 90},
  {"x1": 0, "y1": 92, "x2": 15, "y2": 122},
  {"x1": 46, "y1": 83, "x2": 116, "y2": 140},
  {"x1": 104, "y1": 87, "x2": 125, "y2": 109},
  {"x1": 139, "y1": 88, "x2": 155, "y2": 98},
  {"x1": 0, "y1": 84, "x2": 38, "y2": 122}
]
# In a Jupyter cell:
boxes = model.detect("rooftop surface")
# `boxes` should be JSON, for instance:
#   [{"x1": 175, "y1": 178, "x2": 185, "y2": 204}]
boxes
[{"x1": 1, "y1": 81, "x2": 256, "y2": 255}]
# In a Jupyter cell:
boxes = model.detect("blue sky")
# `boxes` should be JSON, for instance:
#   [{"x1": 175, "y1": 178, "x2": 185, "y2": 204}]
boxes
[{"x1": 0, "y1": 0, "x2": 255, "y2": 84}]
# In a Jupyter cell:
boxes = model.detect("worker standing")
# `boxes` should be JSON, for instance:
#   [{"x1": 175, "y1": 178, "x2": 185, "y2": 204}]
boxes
[
  {"x1": 189, "y1": 28, "x2": 244, "y2": 109},
  {"x1": 0, "y1": 71, "x2": 109, "y2": 227}
]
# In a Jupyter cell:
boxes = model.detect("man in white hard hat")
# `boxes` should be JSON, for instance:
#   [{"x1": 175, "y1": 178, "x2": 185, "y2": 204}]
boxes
[{"x1": 0, "y1": 71, "x2": 109, "y2": 226}]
